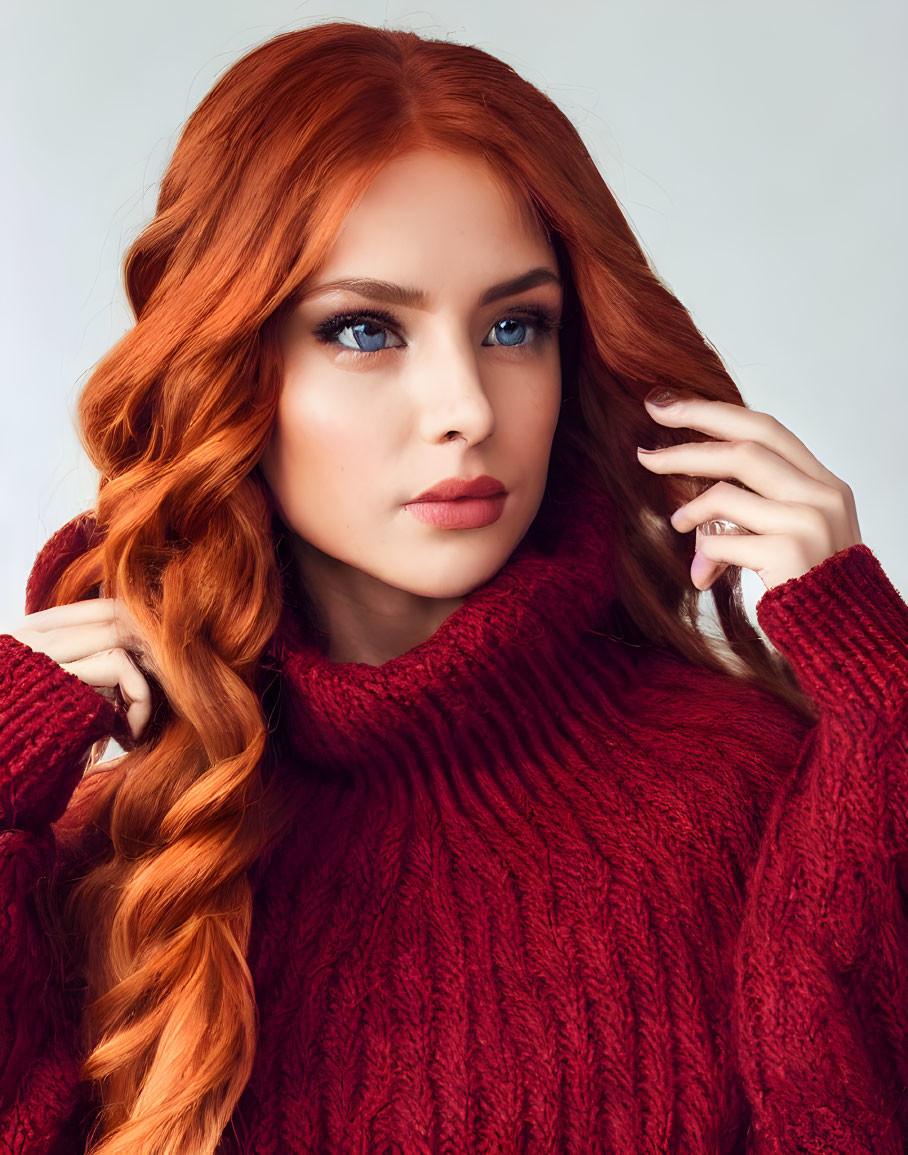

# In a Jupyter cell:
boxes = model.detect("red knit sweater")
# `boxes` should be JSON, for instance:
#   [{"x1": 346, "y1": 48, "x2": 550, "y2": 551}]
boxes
[{"x1": 2, "y1": 472, "x2": 907, "y2": 1153}]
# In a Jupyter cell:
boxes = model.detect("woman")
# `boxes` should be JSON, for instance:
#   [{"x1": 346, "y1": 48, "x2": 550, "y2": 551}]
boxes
[{"x1": 1, "y1": 19, "x2": 905, "y2": 1155}]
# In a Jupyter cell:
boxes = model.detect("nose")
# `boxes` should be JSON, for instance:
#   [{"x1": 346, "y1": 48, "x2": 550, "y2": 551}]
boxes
[{"x1": 412, "y1": 320, "x2": 496, "y2": 447}]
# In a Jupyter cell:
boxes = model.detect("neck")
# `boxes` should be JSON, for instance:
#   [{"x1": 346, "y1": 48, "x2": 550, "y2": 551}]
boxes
[
  {"x1": 286, "y1": 534, "x2": 469, "y2": 666},
  {"x1": 264, "y1": 460, "x2": 624, "y2": 781}
]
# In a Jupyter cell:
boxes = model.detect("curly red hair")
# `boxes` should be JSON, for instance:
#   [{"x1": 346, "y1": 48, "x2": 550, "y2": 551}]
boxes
[{"x1": 32, "y1": 20, "x2": 817, "y2": 1153}]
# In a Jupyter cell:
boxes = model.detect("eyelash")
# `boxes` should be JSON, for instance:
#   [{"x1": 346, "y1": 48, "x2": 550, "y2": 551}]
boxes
[{"x1": 312, "y1": 304, "x2": 563, "y2": 361}]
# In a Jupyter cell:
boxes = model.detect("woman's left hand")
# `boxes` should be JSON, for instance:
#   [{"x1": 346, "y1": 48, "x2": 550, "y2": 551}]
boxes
[{"x1": 636, "y1": 391, "x2": 864, "y2": 593}]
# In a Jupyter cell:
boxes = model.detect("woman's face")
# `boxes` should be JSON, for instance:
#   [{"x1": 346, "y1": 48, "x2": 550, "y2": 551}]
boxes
[{"x1": 259, "y1": 147, "x2": 564, "y2": 631}]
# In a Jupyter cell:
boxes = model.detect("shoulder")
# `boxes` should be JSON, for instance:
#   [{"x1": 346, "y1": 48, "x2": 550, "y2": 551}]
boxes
[
  {"x1": 25, "y1": 512, "x2": 101, "y2": 616},
  {"x1": 584, "y1": 632, "x2": 813, "y2": 805}
]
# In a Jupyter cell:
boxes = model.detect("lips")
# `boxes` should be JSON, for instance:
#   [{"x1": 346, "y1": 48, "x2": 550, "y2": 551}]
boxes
[{"x1": 410, "y1": 474, "x2": 506, "y2": 502}]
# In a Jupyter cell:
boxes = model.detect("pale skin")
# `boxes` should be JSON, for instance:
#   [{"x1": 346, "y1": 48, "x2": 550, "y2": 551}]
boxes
[
  {"x1": 638, "y1": 393, "x2": 863, "y2": 591},
  {"x1": 7, "y1": 597, "x2": 155, "y2": 741},
  {"x1": 4, "y1": 150, "x2": 865, "y2": 741},
  {"x1": 257, "y1": 148, "x2": 565, "y2": 666}
]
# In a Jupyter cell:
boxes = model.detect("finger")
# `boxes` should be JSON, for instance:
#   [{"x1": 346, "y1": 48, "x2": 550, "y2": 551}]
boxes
[
  {"x1": 638, "y1": 440, "x2": 843, "y2": 511},
  {"x1": 59, "y1": 648, "x2": 152, "y2": 740},
  {"x1": 690, "y1": 551, "x2": 728, "y2": 592},
  {"x1": 12, "y1": 619, "x2": 123, "y2": 666},
  {"x1": 669, "y1": 480, "x2": 835, "y2": 546},
  {"x1": 20, "y1": 597, "x2": 118, "y2": 632},
  {"x1": 692, "y1": 531, "x2": 828, "y2": 591},
  {"x1": 644, "y1": 396, "x2": 845, "y2": 488},
  {"x1": 14, "y1": 597, "x2": 156, "y2": 671},
  {"x1": 57, "y1": 648, "x2": 147, "y2": 706}
]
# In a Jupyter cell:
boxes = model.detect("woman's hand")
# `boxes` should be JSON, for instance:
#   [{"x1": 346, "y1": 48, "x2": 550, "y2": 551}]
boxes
[
  {"x1": 636, "y1": 390, "x2": 864, "y2": 593},
  {"x1": 6, "y1": 597, "x2": 156, "y2": 740}
]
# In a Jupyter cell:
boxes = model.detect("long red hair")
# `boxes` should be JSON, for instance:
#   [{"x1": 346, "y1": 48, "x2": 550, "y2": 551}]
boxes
[{"x1": 33, "y1": 19, "x2": 818, "y2": 1153}]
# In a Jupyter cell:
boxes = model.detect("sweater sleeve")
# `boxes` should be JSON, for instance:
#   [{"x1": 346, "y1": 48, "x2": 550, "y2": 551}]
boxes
[
  {"x1": 0, "y1": 631, "x2": 118, "y2": 1113},
  {"x1": 731, "y1": 543, "x2": 908, "y2": 1153}
]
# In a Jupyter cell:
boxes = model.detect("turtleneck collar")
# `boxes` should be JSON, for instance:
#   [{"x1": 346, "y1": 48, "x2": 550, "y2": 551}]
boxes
[{"x1": 263, "y1": 463, "x2": 621, "y2": 782}]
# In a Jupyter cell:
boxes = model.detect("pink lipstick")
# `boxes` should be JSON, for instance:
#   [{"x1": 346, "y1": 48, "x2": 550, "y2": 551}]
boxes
[{"x1": 404, "y1": 474, "x2": 507, "y2": 529}]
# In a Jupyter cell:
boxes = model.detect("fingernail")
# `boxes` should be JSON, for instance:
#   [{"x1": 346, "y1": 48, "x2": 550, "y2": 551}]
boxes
[
  {"x1": 691, "y1": 550, "x2": 714, "y2": 589},
  {"x1": 645, "y1": 388, "x2": 679, "y2": 407}
]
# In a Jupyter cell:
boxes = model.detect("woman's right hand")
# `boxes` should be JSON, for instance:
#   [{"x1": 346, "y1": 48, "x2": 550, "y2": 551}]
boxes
[{"x1": 5, "y1": 598, "x2": 157, "y2": 740}]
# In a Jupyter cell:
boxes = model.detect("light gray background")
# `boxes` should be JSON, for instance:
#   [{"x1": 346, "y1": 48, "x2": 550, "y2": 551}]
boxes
[{"x1": 3, "y1": 0, "x2": 906, "y2": 630}]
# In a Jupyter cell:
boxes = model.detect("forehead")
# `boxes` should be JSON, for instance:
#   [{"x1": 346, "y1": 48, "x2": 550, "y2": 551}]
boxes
[
  {"x1": 291, "y1": 149, "x2": 560, "y2": 313},
  {"x1": 335, "y1": 148, "x2": 550, "y2": 248}
]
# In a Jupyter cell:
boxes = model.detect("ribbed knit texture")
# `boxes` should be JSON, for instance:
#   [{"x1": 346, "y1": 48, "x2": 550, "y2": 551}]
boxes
[{"x1": 1, "y1": 473, "x2": 906, "y2": 1153}]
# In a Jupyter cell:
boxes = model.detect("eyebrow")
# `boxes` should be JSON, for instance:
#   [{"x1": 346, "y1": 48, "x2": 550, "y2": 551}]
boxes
[{"x1": 301, "y1": 266, "x2": 562, "y2": 309}]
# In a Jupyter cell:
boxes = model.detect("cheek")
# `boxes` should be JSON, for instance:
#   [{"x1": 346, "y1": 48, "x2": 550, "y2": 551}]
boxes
[
  {"x1": 281, "y1": 387, "x2": 359, "y2": 457},
  {"x1": 512, "y1": 359, "x2": 562, "y2": 444},
  {"x1": 262, "y1": 380, "x2": 386, "y2": 507}
]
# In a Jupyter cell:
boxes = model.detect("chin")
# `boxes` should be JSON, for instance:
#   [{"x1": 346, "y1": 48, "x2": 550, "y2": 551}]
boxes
[{"x1": 395, "y1": 544, "x2": 520, "y2": 601}]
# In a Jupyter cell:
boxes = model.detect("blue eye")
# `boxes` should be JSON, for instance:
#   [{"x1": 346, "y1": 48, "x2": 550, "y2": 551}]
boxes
[
  {"x1": 312, "y1": 308, "x2": 406, "y2": 355},
  {"x1": 491, "y1": 318, "x2": 531, "y2": 347},
  {"x1": 332, "y1": 316, "x2": 392, "y2": 351},
  {"x1": 313, "y1": 305, "x2": 562, "y2": 359}
]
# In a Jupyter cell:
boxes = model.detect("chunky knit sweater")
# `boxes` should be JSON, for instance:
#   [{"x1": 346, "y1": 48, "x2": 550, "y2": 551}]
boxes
[{"x1": 1, "y1": 470, "x2": 907, "y2": 1154}]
